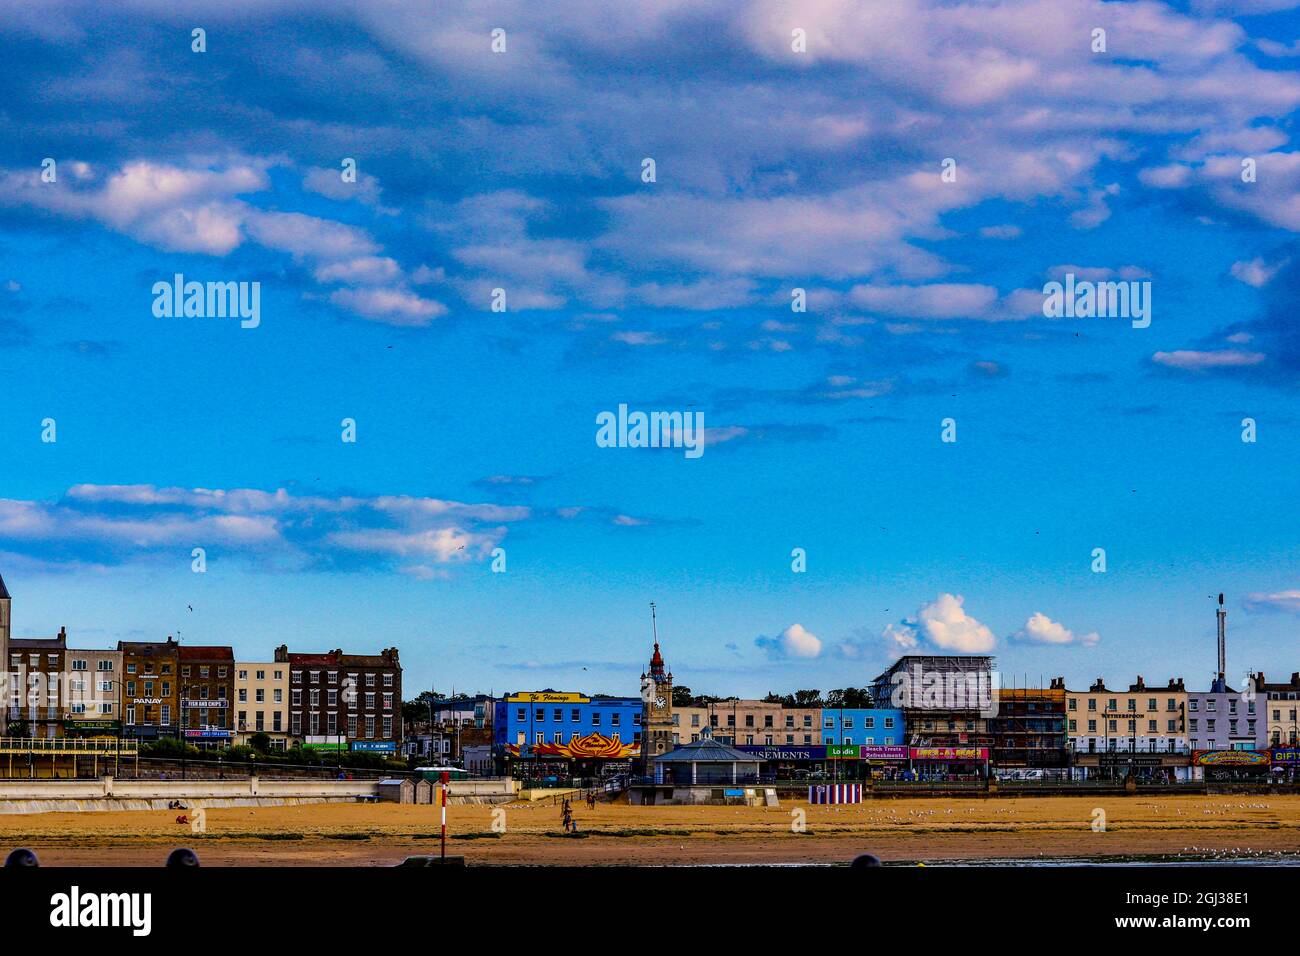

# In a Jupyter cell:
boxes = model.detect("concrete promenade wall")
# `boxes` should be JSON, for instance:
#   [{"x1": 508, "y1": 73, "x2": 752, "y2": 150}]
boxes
[
  {"x1": 0, "y1": 775, "x2": 517, "y2": 813},
  {"x1": 0, "y1": 776, "x2": 378, "y2": 814}
]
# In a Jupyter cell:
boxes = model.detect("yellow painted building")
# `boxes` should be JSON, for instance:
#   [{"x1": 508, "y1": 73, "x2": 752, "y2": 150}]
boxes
[
  {"x1": 234, "y1": 662, "x2": 290, "y2": 749},
  {"x1": 1066, "y1": 676, "x2": 1188, "y2": 762}
]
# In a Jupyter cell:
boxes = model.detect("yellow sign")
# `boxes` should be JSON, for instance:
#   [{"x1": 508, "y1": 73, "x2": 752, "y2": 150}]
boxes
[{"x1": 507, "y1": 691, "x2": 589, "y2": 704}]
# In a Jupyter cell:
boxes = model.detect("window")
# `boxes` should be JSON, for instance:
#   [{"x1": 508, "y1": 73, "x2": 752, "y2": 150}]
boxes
[
  {"x1": 611, "y1": 713, "x2": 621, "y2": 727},
  {"x1": 72, "y1": 659, "x2": 87, "y2": 671}
]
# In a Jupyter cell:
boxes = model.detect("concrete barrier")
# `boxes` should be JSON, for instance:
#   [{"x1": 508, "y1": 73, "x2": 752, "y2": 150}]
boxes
[
  {"x1": 0, "y1": 776, "x2": 380, "y2": 814},
  {"x1": 0, "y1": 775, "x2": 519, "y2": 813}
]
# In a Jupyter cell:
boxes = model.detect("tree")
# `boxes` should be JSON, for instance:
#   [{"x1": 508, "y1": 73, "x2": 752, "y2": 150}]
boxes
[
  {"x1": 792, "y1": 689, "x2": 824, "y2": 708},
  {"x1": 825, "y1": 687, "x2": 874, "y2": 709},
  {"x1": 249, "y1": 732, "x2": 271, "y2": 754},
  {"x1": 671, "y1": 685, "x2": 694, "y2": 707}
]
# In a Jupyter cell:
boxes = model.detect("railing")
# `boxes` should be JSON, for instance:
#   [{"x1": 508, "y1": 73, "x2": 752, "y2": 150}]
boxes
[{"x1": 0, "y1": 736, "x2": 136, "y2": 755}]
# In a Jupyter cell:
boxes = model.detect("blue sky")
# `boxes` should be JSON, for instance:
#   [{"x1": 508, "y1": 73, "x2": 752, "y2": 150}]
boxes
[{"x1": 1, "y1": 0, "x2": 1298, "y2": 699}]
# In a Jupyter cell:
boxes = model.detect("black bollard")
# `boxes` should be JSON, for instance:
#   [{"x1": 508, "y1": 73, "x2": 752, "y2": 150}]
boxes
[
  {"x1": 4, "y1": 848, "x2": 40, "y2": 867},
  {"x1": 850, "y1": 853, "x2": 882, "y2": 868},
  {"x1": 165, "y1": 847, "x2": 201, "y2": 867}
]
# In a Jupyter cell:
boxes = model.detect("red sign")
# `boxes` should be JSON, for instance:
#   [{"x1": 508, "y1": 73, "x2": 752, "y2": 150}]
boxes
[{"x1": 909, "y1": 747, "x2": 989, "y2": 761}]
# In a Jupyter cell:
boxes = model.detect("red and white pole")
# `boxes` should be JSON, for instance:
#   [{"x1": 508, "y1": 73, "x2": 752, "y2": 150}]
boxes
[{"x1": 440, "y1": 770, "x2": 449, "y2": 861}]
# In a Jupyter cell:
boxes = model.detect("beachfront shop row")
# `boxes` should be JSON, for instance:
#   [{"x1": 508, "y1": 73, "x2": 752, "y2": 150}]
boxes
[{"x1": 736, "y1": 744, "x2": 990, "y2": 779}]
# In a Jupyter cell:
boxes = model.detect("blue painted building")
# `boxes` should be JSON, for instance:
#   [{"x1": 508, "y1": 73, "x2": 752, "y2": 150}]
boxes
[
  {"x1": 493, "y1": 692, "x2": 643, "y2": 769},
  {"x1": 818, "y1": 708, "x2": 905, "y2": 747}
]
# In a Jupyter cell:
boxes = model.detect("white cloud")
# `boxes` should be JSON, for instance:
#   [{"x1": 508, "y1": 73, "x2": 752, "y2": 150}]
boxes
[
  {"x1": 1243, "y1": 590, "x2": 1300, "y2": 613},
  {"x1": 1230, "y1": 256, "x2": 1286, "y2": 288},
  {"x1": 756, "y1": 623, "x2": 824, "y2": 659},
  {"x1": 1012, "y1": 611, "x2": 1099, "y2": 646},
  {"x1": 914, "y1": 593, "x2": 996, "y2": 652},
  {"x1": 1152, "y1": 349, "x2": 1266, "y2": 370}
]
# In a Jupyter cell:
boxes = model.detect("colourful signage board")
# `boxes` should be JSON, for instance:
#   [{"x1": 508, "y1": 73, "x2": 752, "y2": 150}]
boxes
[
  {"x1": 738, "y1": 745, "x2": 826, "y2": 761},
  {"x1": 1193, "y1": 749, "x2": 1269, "y2": 766},
  {"x1": 507, "y1": 692, "x2": 589, "y2": 703},
  {"x1": 909, "y1": 747, "x2": 989, "y2": 761}
]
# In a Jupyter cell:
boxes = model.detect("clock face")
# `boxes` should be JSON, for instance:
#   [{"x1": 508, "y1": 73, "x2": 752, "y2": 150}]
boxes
[{"x1": 655, "y1": 696, "x2": 666, "y2": 708}]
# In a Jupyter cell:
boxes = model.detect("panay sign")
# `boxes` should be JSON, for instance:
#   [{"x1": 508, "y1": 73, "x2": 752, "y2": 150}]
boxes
[{"x1": 909, "y1": 747, "x2": 989, "y2": 761}]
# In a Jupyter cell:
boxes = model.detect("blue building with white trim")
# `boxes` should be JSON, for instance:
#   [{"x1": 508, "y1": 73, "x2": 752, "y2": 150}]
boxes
[{"x1": 819, "y1": 708, "x2": 905, "y2": 747}]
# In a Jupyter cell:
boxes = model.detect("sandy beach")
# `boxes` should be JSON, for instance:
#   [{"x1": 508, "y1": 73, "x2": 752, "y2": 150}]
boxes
[{"x1": 2, "y1": 793, "x2": 1298, "y2": 866}]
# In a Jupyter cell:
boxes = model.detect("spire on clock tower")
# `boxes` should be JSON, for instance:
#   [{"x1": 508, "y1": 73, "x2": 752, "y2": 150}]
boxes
[{"x1": 640, "y1": 602, "x2": 675, "y2": 773}]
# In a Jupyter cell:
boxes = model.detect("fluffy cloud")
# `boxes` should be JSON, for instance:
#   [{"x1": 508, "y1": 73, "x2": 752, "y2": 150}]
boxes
[
  {"x1": 914, "y1": 594, "x2": 996, "y2": 652},
  {"x1": 0, "y1": 484, "x2": 526, "y2": 571},
  {"x1": 756, "y1": 623, "x2": 823, "y2": 659},
  {"x1": 1012, "y1": 612, "x2": 1100, "y2": 646},
  {"x1": 0, "y1": 159, "x2": 445, "y2": 326},
  {"x1": 1243, "y1": 590, "x2": 1300, "y2": 613}
]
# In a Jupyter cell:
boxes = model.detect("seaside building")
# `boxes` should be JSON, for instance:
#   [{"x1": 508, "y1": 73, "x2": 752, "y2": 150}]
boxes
[
  {"x1": 1260, "y1": 672, "x2": 1300, "y2": 748},
  {"x1": 990, "y1": 680, "x2": 1069, "y2": 774},
  {"x1": 179, "y1": 645, "x2": 235, "y2": 749},
  {"x1": 6, "y1": 628, "x2": 67, "y2": 739},
  {"x1": 0, "y1": 572, "x2": 9, "y2": 703},
  {"x1": 1067, "y1": 676, "x2": 1189, "y2": 780},
  {"x1": 63, "y1": 647, "x2": 122, "y2": 738},
  {"x1": 119, "y1": 638, "x2": 180, "y2": 741},
  {"x1": 234, "y1": 661, "x2": 290, "y2": 750},
  {"x1": 871, "y1": 655, "x2": 995, "y2": 779},
  {"x1": 275, "y1": 644, "x2": 403, "y2": 755},
  {"x1": 494, "y1": 691, "x2": 641, "y2": 778},
  {"x1": 707, "y1": 700, "x2": 820, "y2": 747}
]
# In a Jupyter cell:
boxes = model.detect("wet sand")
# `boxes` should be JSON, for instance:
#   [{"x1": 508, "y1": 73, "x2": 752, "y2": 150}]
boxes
[{"x1": 2, "y1": 794, "x2": 1298, "y2": 866}]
